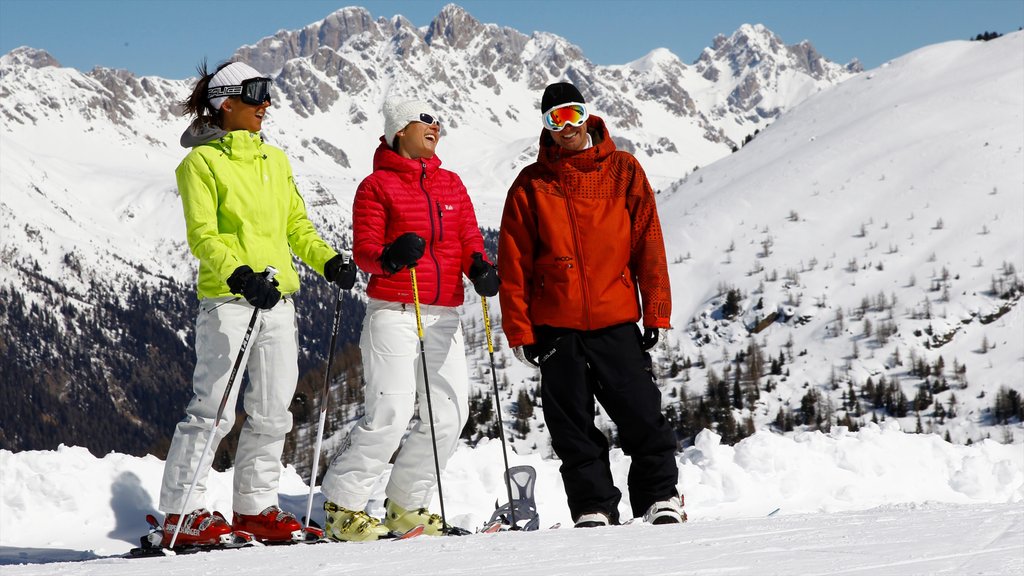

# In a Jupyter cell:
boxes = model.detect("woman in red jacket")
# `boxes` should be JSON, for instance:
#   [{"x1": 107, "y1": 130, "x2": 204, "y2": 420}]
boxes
[
  {"x1": 498, "y1": 82, "x2": 684, "y2": 528},
  {"x1": 320, "y1": 98, "x2": 498, "y2": 541}
]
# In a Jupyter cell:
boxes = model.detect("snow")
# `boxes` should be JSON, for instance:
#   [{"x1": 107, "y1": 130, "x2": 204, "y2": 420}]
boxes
[
  {"x1": 654, "y1": 31, "x2": 1024, "y2": 446},
  {"x1": 1, "y1": 16, "x2": 1023, "y2": 576},
  {"x1": 1, "y1": 424, "x2": 1022, "y2": 574}
]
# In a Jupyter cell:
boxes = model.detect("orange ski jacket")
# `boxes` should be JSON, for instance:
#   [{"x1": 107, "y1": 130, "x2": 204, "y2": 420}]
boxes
[{"x1": 497, "y1": 116, "x2": 672, "y2": 348}]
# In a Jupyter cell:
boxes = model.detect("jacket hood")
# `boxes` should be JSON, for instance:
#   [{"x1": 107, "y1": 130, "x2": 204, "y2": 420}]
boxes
[
  {"x1": 537, "y1": 115, "x2": 615, "y2": 168},
  {"x1": 180, "y1": 123, "x2": 229, "y2": 148},
  {"x1": 370, "y1": 137, "x2": 443, "y2": 180}
]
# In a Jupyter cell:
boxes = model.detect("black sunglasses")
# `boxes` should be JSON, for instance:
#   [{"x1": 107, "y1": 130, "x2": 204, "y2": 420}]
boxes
[{"x1": 208, "y1": 77, "x2": 273, "y2": 106}]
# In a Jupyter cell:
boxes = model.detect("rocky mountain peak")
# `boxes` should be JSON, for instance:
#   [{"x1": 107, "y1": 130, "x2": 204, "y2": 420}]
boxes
[
  {"x1": 1, "y1": 46, "x2": 60, "y2": 69},
  {"x1": 425, "y1": 3, "x2": 485, "y2": 49},
  {"x1": 693, "y1": 22, "x2": 855, "y2": 119}
]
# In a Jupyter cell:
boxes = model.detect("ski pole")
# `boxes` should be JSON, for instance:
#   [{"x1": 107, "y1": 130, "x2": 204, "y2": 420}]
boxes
[
  {"x1": 167, "y1": 266, "x2": 278, "y2": 551},
  {"x1": 303, "y1": 286, "x2": 345, "y2": 532},
  {"x1": 410, "y1": 268, "x2": 449, "y2": 532},
  {"x1": 481, "y1": 296, "x2": 517, "y2": 529}
]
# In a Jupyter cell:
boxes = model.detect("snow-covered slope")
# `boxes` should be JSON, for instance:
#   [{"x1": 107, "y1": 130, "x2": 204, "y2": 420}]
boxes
[
  {"x1": 0, "y1": 8, "x2": 1022, "y2": 575},
  {"x1": 0, "y1": 4, "x2": 870, "y2": 464},
  {"x1": 651, "y1": 30, "x2": 1024, "y2": 443},
  {"x1": 1, "y1": 424, "x2": 1021, "y2": 572}
]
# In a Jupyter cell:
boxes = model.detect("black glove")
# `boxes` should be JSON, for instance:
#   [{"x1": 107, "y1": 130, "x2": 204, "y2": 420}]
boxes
[
  {"x1": 381, "y1": 232, "x2": 426, "y2": 273},
  {"x1": 227, "y1": 265, "x2": 281, "y2": 310},
  {"x1": 469, "y1": 252, "x2": 500, "y2": 297},
  {"x1": 513, "y1": 344, "x2": 541, "y2": 367},
  {"x1": 324, "y1": 254, "x2": 357, "y2": 290},
  {"x1": 641, "y1": 327, "x2": 659, "y2": 351}
]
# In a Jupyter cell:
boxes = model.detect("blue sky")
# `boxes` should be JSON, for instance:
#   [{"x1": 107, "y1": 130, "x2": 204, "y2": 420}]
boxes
[{"x1": 1, "y1": 0, "x2": 1021, "y2": 79}]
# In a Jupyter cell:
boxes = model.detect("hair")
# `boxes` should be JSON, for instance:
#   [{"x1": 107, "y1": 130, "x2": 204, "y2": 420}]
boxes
[{"x1": 180, "y1": 59, "x2": 234, "y2": 130}]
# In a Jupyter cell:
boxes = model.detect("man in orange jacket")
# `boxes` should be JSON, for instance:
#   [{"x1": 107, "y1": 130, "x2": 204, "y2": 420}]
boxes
[{"x1": 498, "y1": 82, "x2": 685, "y2": 527}]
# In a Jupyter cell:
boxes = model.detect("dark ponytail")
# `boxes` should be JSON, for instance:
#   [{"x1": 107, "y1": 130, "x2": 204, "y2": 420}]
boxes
[{"x1": 180, "y1": 59, "x2": 233, "y2": 130}]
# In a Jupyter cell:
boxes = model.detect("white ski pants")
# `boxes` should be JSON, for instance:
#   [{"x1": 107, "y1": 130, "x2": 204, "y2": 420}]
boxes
[
  {"x1": 160, "y1": 297, "x2": 298, "y2": 516},
  {"x1": 321, "y1": 298, "x2": 469, "y2": 511}
]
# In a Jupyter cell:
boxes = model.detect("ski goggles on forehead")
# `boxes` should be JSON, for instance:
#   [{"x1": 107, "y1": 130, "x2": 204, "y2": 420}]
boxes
[
  {"x1": 208, "y1": 77, "x2": 273, "y2": 106},
  {"x1": 542, "y1": 103, "x2": 588, "y2": 131},
  {"x1": 413, "y1": 112, "x2": 440, "y2": 126}
]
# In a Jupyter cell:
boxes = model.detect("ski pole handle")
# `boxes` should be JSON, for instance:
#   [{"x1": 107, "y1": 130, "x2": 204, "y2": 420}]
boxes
[
  {"x1": 263, "y1": 265, "x2": 279, "y2": 283},
  {"x1": 411, "y1": 268, "x2": 424, "y2": 340},
  {"x1": 481, "y1": 296, "x2": 494, "y2": 354}
]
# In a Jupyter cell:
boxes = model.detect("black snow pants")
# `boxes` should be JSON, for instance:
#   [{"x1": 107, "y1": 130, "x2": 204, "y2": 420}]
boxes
[{"x1": 534, "y1": 322, "x2": 679, "y2": 523}]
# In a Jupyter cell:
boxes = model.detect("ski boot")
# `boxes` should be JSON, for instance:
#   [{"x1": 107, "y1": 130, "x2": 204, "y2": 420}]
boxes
[
  {"x1": 384, "y1": 499, "x2": 447, "y2": 536},
  {"x1": 232, "y1": 505, "x2": 304, "y2": 543},
  {"x1": 323, "y1": 501, "x2": 391, "y2": 542},
  {"x1": 162, "y1": 508, "x2": 234, "y2": 547}
]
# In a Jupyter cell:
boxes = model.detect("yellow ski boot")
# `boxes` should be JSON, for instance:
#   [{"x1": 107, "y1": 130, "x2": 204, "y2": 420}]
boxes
[
  {"x1": 323, "y1": 502, "x2": 390, "y2": 542},
  {"x1": 384, "y1": 499, "x2": 445, "y2": 536}
]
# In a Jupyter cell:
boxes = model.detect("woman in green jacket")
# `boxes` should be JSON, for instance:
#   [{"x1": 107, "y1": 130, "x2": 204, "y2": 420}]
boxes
[{"x1": 158, "y1": 60, "x2": 356, "y2": 546}]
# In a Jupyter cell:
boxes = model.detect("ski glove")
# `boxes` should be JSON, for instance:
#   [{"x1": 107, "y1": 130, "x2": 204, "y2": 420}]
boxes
[
  {"x1": 227, "y1": 265, "x2": 281, "y2": 310},
  {"x1": 468, "y1": 252, "x2": 500, "y2": 297},
  {"x1": 641, "y1": 327, "x2": 659, "y2": 351},
  {"x1": 381, "y1": 232, "x2": 426, "y2": 274},
  {"x1": 513, "y1": 344, "x2": 541, "y2": 368},
  {"x1": 324, "y1": 254, "x2": 357, "y2": 290}
]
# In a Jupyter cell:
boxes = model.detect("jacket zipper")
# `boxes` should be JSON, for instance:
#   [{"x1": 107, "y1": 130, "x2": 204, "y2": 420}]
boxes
[
  {"x1": 420, "y1": 160, "x2": 441, "y2": 305},
  {"x1": 562, "y1": 172, "x2": 591, "y2": 328},
  {"x1": 435, "y1": 200, "x2": 444, "y2": 242}
]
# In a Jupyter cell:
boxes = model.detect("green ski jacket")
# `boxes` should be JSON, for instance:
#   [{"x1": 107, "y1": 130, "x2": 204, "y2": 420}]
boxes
[{"x1": 176, "y1": 128, "x2": 337, "y2": 299}]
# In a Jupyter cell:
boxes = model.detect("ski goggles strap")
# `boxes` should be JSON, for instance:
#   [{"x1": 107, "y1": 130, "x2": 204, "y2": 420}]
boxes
[
  {"x1": 208, "y1": 77, "x2": 273, "y2": 106},
  {"x1": 542, "y1": 103, "x2": 588, "y2": 131}
]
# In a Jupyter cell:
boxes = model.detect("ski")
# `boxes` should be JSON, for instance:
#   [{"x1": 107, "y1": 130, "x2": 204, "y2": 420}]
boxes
[
  {"x1": 385, "y1": 524, "x2": 426, "y2": 540},
  {"x1": 478, "y1": 519, "x2": 504, "y2": 534},
  {"x1": 308, "y1": 514, "x2": 424, "y2": 541},
  {"x1": 127, "y1": 514, "x2": 262, "y2": 558},
  {"x1": 127, "y1": 517, "x2": 466, "y2": 556}
]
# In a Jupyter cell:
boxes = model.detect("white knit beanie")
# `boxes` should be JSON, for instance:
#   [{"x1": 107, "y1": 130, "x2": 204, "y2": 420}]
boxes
[
  {"x1": 208, "y1": 62, "x2": 263, "y2": 110},
  {"x1": 383, "y1": 98, "x2": 435, "y2": 146}
]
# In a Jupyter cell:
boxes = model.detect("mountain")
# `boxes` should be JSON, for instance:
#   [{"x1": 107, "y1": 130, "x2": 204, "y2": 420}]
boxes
[
  {"x1": 694, "y1": 23, "x2": 861, "y2": 123},
  {"x1": 653, "y1": 30, "x2": 1023, "y2": 447},
  {"x1": 1, "y1": 3, "x2": 1020, "y2": 480}
]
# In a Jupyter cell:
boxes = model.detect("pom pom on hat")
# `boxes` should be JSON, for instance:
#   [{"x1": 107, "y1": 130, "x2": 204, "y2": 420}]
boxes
[
  {"x1": 383, "y1": 98, "x2": 434, "y2": 146},
  {"x1": 208, "y1": 62, "x2": 262, "y2": 110},
  {"x1": 541, "y1": 82, "x2": 585, "y2": 113}
]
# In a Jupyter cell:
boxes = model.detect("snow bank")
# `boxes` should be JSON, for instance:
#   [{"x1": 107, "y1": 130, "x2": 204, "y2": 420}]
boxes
[{"x1": 2, "y1": 424, "x2": 1020, "y2": 558}]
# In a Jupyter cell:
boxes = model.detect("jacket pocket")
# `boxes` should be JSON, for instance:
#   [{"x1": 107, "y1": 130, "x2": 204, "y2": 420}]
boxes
[{"x1": 530, "y1": 261, "x2": 579, "y2": 322}]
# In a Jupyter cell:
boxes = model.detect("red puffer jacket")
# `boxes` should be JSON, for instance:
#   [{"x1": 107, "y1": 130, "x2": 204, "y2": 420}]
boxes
[
  {"x1": 352, "y1": 139, "x2": 487, "y2": 306},
  {"x1": 497, "y1": 116, "x2": 672, "y2": 347}
]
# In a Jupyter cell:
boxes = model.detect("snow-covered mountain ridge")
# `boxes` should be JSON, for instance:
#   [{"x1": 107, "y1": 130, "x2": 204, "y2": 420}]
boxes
[
  {"x1": 0, "y1": 3, "x2": 862, "y2": 459},
  {"x1": 651, "y1": 30, "x2": 1023, "y2": 445},
  {"x1": 0, "y1": 8, "x2": 1022, "y2": 573}
]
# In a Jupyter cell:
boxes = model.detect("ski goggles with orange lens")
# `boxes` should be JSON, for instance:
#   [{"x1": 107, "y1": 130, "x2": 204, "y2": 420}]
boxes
[
  {"x1": 208, "y1": 77, "x2": 273, "y2": 106},
  {"x1": 542, "y1": 103, "x2": 588, "y2": 131}
]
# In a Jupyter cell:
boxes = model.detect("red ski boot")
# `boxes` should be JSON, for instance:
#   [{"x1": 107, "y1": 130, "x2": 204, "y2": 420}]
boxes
[
  {"x1": 232, "y1": 506, "x2": 303, "y2": 543},
  {"x1": 162, "y1": 509, "x2": 233, "y2": 547}
]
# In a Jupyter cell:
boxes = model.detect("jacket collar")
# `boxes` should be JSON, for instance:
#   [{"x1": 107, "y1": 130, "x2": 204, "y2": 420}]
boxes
[
  {"x1": 537, "y1": 115, "x2": 615, "y2": 171},
  {"x1": 182, "y1": 125, "x2": 265, "y2": 161},
  {"x1": 371, "y1": 138, "x2": 443, "y2": 179}
]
